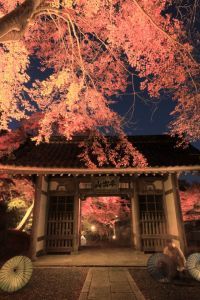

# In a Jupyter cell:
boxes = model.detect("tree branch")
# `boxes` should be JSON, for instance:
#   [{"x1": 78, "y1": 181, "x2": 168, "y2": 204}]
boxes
[
  {"x1": 0, "y1": 0, "x2": 45, "y2": 42},
  {"x1": 132, "y1": 0, "x2": 198, "y2": 65},
  {"x1": 16, "y1": 201, "x2": 34, "y2": 231}
]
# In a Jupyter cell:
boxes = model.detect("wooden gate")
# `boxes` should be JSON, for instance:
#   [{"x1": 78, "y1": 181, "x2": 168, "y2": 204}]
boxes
[
  {"x1": 46, "y1": 195, "x2": 74, "y2": 253},
  {"x1": 139, "y1": 194, "x2": 167, "y2": 251}
]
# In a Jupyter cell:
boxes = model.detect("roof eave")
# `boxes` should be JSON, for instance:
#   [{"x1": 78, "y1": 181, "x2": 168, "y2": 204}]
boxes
[{"x1": 0, "y1": 164, "x2": 199, "y2": 175}]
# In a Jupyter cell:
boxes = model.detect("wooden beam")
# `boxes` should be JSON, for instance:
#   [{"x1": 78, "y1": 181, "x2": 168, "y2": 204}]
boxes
[
  {"x1": 131, "y1": 181, "x2": 142, "y2": 250},
  {"x1": 72, "y1": 194, "x2": 80, "y2": 253},
  {"x1": 165, "y1": 188, "x2": 173, "y2": 195},
  {"x1": 37, "y1": 235, "x2": 45, "y2": 242},
  {"x1": 171, "y1": 174, "x2": 188, "y2": 253},
  {"x1": 0, "y1": 165, "x2": 199, "y2": 175},
  {"x1": 29, "y1": 175, "x2": 42, "y2": 260}
]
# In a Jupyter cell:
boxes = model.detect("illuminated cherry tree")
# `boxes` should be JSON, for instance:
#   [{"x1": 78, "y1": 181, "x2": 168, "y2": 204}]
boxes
[
  {"x1": 0, "y1": 1, "x2": 199, "y2": 166},
  {"x1": 0, "y1": 174, "x2": 34, "y2": 204},
  {"x1": 180, "y1": 184, "x2": 200, "y2": 221},
  {"x1": 0, "y1": 174, "x2": 34, "y2": 229},
  {"x1": 81, "y1": 196, "x2": 130, "y2": 237}
]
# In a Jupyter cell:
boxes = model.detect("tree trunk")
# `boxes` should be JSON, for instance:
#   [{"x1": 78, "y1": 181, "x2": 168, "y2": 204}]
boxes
[
  {"x1": 16, "y1": 202, "x2": 34, "y2": 231},
  {"x1": 0, "y1": 0, "x2": 45, "y2": 42}
]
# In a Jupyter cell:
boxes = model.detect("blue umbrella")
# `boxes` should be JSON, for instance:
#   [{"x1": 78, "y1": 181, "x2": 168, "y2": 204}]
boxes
[
  {"x1": 147, "y1": 253, "x2": 177, "y2": 282},
  {"x1": 186, "y1": 253, "x2": 200, "y2": 282}
]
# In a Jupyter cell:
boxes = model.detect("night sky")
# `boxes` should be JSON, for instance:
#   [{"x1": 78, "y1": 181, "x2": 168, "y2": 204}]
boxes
[
  {"x1": 113, "y1": 88, "x2": 200, "y2": 148},
  {"x1": 113, "y1": 92, "x2": 175, "y2": 136}
]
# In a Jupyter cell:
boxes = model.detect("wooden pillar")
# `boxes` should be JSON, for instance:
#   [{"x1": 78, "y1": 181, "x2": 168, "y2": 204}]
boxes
[
  {"x1": 29, "y1": 175, "x2": 42, "y2": 261},
  {"x1": 171, "y1": 173, "x2": 187, "y2": 253},
  {"x1": 131, "y1": 181, "x2": 142, "y2": 250},
  {"x1": 72, "y1": 194, "x2": 80, "y2": 253}
]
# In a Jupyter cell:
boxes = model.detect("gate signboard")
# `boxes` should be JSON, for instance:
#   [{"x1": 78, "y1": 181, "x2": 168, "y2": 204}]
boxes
[{"x1": 93, "y1": 177, "x2": 119, "y2": 192}]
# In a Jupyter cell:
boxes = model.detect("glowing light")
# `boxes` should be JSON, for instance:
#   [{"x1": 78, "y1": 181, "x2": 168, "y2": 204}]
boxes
[
  {"x1": 112, "y1": 235, "x2": 116, "y2": 240},
  {"x1": 91, "y1": 225, "x2": 96, "y2": 232}
]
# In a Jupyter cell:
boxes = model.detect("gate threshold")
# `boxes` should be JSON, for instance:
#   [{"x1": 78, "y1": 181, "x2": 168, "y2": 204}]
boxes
[{"x1": 33, "y1": 248, "x2": 150, "y2": 267}]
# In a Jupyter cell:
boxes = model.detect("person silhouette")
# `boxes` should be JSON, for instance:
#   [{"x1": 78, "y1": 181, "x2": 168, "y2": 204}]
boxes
[{"x1": 163, "y1": 239, "x2": 186, "y2": 279}]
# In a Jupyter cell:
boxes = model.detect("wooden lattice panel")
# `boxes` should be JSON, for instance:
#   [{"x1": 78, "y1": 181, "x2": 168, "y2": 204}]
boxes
[
  {"x1": 140, "y1": 211, "x2": 167, "y2": 251},
  {"x1": 139, "y1": 194, "x2": 168, "y2": 252},
  {"x1": 46, "y1": 195, "x2": 74, "y2": 253}
]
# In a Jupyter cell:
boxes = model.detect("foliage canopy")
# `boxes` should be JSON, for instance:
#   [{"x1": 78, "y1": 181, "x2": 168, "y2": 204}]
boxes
[{"x1": 0, "y1": 0, "x2": 199, "y2": 166}]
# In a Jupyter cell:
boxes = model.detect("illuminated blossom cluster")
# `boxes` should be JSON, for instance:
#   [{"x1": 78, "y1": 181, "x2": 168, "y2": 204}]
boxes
[
  {"x1": 0, "y1": 174, "x2": 34, "y2": 204},
  {"x1": 180, "y1": 184, "x2": 200, "y2": 221},
  {"x1": 81, "y1": 196, "x2": 130, "y2": 236}
]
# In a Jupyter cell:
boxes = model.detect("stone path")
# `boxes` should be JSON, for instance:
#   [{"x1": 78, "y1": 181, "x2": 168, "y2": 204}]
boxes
[{"x1": 79, "y1": 267, "x2": 145, "y2": 300}]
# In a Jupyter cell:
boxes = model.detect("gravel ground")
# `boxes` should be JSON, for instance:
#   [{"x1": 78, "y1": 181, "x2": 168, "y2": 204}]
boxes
[
  {"x1": 129, "y1": 268, "x2": 200, "y2": 300},
  {"x1": 0, "y1": 267, "x2": 88, "y2": 300}
]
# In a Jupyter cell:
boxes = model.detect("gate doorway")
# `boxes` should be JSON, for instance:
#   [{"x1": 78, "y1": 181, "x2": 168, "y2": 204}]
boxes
[
  {"x1": 80, "y1": 196, "x2": 131, "y2": 248},
  {"x1": 46, "y1": 195, "x2": 74, "y2": 253}
]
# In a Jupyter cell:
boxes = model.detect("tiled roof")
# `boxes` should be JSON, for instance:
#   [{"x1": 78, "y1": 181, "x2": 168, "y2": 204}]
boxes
[{"x1": 0, "y1": 135, "x2": 199, "y2": 169}]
